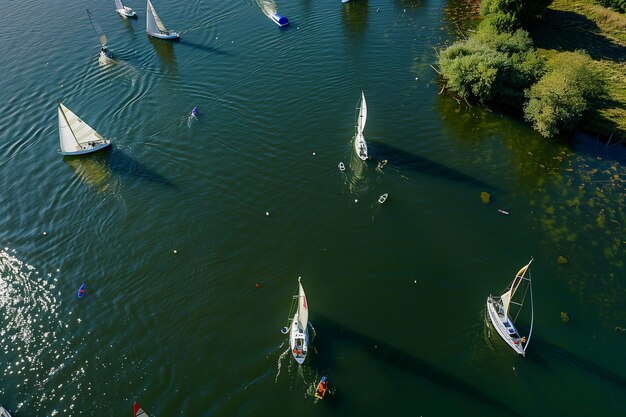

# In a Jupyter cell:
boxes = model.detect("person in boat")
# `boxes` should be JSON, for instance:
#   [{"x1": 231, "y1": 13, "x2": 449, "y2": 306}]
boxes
[
  {"x1": 315, "y1": 377, "x2": 328, "y2": 397},
  {"x1": 521, "y1": 336, "x2": 527, "y2": 346}
]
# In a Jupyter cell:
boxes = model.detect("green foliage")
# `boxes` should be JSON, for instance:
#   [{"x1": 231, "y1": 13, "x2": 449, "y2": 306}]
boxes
[
  {"x1": 596, "y1": 0, "x2": 626, "y2": 13},
  {"x1": 439, "y1": 23, "x2": 545, "y2": 105},
  {"x1": 524, "y1": 51, "x2": 607, "y2": 138},
  {"x1": 481, "y1": 0, "x2": 553, "y2": 32}
]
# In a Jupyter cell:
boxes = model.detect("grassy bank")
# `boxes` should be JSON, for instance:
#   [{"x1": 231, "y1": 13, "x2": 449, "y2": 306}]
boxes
[{"x1": 528, "y1": 0, "x2": 626, "y2": 139}]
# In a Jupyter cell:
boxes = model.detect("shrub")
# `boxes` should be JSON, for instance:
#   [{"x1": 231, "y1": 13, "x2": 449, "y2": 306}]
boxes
[
  {"x1": 596, "y1": 0, "x2": 626, "y2": 13},
  {"x1": 481, "y1": 0, "x2": 553, "y2": 32},
  {"x1": 524, "y1": 51, "x2": 607, "y2": 138},
  {"x1": 439, "y1": 23, "x2": 545, "y2": 106}
]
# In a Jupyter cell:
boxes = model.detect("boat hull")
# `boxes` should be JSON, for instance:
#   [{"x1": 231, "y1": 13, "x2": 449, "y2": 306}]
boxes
[
  {"x1": 117, "y1": 7, "x2": 137, "y2": 18},
  {"x1": 486, "y1": 296, "x2": 525, "y2": 356},
  {"x1": 147, "y1": 31, "x2": 180, "y2": 40},
  {"x1": 289, "y1": 313, "x2": 309, "y2": 364},
  {"x1": 271, "y1": 14, "x2": 289, "y2": 27},
  {"x1": 61, "y1": 141, "x2": 111, "y2": 156},
  {"x1": 354, "y1": 134, "x2": 368, "y2": 160}
]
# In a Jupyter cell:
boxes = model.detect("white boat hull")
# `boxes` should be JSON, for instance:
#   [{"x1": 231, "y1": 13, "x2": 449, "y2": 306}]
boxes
[
  {"x1": 147, "y1": 31, "x2": 180, "y2": 40},
  {"x1": 61, "y1": 141, "x2": 111, "y2": 156},
  {"x1": 354, "y1": 133, "x2": 368, "y2": 160},
  {"x1": 289, "y1": 312, "x2": 309, "y2": 365},
  {"x1": 486, "y1": 296, "x2": 525, "y2": 356},
  {"x1": 117, "y1": 7, "x2": 136, "y2": 18}
]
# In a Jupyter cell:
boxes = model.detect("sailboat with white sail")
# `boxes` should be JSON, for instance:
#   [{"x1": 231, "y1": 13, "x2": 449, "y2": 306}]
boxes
[
  {"x1": 115, "y1": 0, "x2": 137, "y2": 18},
  {"x1": 87, "y1": 10, "x2": 114, "y2": 61},
  {"x1": 288, "y1": 277, "x2": 309, "y2": 365},
  {"x1": 146, "y1": 0, "x2": 179, "y2": 40},
  {"x1": 58, "y1": 103, "x2": 112, "y2": 156},
  {"x1": 486, "y1": 259, "x2": 534, "y2": 356},
  {"x1": 354, "y1": 91, "x2": 368, "y2": 161}
]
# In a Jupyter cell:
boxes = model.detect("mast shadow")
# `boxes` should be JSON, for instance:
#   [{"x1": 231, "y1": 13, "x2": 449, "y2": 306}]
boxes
[
  {"x1": 369, "y1": 142, "x2": 496, "y2": 190},
  {"x1": 313, "y1": 314, "x2": 520, "y2": 415},
  {"x1": 107, "y1": 149, "x2": 176, "y2": 188},
  {"x1": 178, "y1": 39, "x2": 232, "y2": 56},
  {"x1": 529, "y1": 335, "x2": 626, "y2": 390}
]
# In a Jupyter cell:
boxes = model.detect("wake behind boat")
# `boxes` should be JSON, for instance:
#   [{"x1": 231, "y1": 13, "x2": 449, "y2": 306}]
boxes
[
  {"x1": 486, "y1": 259, "x2": 534, "y2": 356},
  {"x1": 146, "y1": 0, "x2": 179, "y2": 40},
  {"x1": 87, "y1": 9, "x2": 114, "y2": 61},
  {"x1": 354, "y1": 91, "x2": 368, "y2": 161},
  {"x1": 287, "y1": 277, "x2": 309, "y2": 364},
  {"x1": 58, "y1": 103, "x2": 111, "y2": 156},
  {"x1": 115, "y1": 0, "x2": 137, "y2": 18}
]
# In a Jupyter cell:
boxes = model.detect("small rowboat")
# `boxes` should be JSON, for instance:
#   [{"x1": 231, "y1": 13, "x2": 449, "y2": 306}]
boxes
[
  {"x1": 338, "y1": 162, "x2": 345, "y2": 172},
  {"x1": 77, "y1": 283, "x2": 86, "y2": 298},
  {"x1": 378, "y1": 193, "x2": 388, "y2": 204},
  {"x1": 314, "y1": 376, "x2": 328, "y2": 400}
]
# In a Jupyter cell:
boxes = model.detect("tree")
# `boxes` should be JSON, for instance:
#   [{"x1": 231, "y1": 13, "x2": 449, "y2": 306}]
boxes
[
  {"x1": 524, "y1": 51, "x2": 607, "y2": 138},
  {"x1": 481, "y1": 0, "x2": 553, "y2": 32},
  {"x1": 438, "y1": 23, "x2": 545, "y2": 106}
]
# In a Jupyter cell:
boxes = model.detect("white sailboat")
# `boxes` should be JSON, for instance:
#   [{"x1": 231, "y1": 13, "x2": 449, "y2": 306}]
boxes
[
  {"x1": 486, "y1": 259, "x2": 534, "y2": 356},
  {"x1": 0, "y1": 405, "x2": 12, "y2": 417},
  {"x1": 87, "y1": 10, "x2": 114, "y2": 60},
  {"x1": 354, "y1": 91, "x2": 368, "y2": 161},
  {"x1": 146, "y1": 0, "x2": 179, "y2": 40},
  {"x1": 115, "y1": 0, "x2": 137, "y2": 18},
  {"x1": 58, "y1": 103, "x2": 112, "y2": 156},
  {"x1": 288, "y1": 277, "x2": 309, "y2": 365}
]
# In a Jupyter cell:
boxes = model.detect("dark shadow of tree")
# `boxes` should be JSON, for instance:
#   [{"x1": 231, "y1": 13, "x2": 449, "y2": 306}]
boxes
[{"x1": 529, "y1": 9, "x2": 626, "y2": 63}]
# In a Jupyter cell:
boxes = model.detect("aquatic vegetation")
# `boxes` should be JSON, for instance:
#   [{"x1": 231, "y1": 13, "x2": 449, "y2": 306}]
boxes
[
  {"x1": 558, "y1": 256, "x2": 569, "y2": 264},
  {"x1": 561, "y1": 311, "x2": 571, "y2": 322},
  {"x1": 480, "y1": 191, "x2": 491, "y2": 204}
]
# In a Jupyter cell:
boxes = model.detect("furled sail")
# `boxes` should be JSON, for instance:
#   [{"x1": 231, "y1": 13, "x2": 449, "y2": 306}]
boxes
[
  {"x1": 147, "y1": 0, "x2": 168, "y2": 33},
  {"x1": 58, "y1": 103, "x2": 106, "y2": 153},
  {"x1": 501, "y1": 260, "x2": 532, "y2": 316},
  {"x1": 297, "y1": 280, "x2": 308, "y2": 332},
  {"x1": 357, "y1": 91, "x2": 367, "y2": 134}
]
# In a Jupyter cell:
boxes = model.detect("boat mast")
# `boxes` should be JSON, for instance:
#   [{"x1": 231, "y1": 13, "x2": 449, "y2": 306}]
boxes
[{"x1": 523, "y1": 272, "x2": 534, "y2": 353}]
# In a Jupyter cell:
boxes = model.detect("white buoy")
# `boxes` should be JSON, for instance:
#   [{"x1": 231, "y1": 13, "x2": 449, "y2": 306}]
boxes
[
  {"x1": 173, "y1": 249, "x2": 178, "y2": 254},
  {"x1": 42, "y1": 232, "x2": 47, "y2": 236},
  {"x1": 312, "y1": 152, "x2": 316, "y2": 156},
  {"x1": 354, "y1": 199, "x2": 358, "y2": 203},
  {"x1": 266, "y1": 212, "x2": 270, "y2": 216}
]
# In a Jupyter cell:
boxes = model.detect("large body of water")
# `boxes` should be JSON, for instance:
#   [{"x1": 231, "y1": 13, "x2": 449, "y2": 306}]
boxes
[{"x1": 0, "y1": 0, "x2": 625, "y2": 415}]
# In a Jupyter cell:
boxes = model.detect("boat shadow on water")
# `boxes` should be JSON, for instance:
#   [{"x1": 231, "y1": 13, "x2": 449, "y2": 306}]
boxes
[
  {"x1": 526, "y1": 336, "x2": 626, "y2": 391},
  {"x1": 313, "y1": 314, "x2": 520, "y2": 415},
  {"x1": 107, "y1": 149, "x2": 176, "y2": 188},
  {"x1": 369, "y1": 142, "x2": 496, "y2": 190},
  {"x1": 178, "y1": 39, "x2": 233, "y2": 56}
]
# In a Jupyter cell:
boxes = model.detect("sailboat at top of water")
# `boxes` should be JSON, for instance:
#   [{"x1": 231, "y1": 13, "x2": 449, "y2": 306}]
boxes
[
  {"x1": 354, "y1": 91, "x2": 368, "y2": 161},
  {"x1": 146, "y1": 0, "x2": 179, "y2": 40},
  {"x1": 58, "y1": 102, "x2": 112, "y2": 156},
  {"x1": 486, "y1": 259, "x2": 534, "y2": 356},
  {"x1": 287, "y1": 277, "x2": 309, "y2": 365},
  {"x1": 115, "y1": 0, "x2": 137, "y2": 18},
  {"x1": 87, "y1": 9, "x2": 114, "y2": 61}
]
